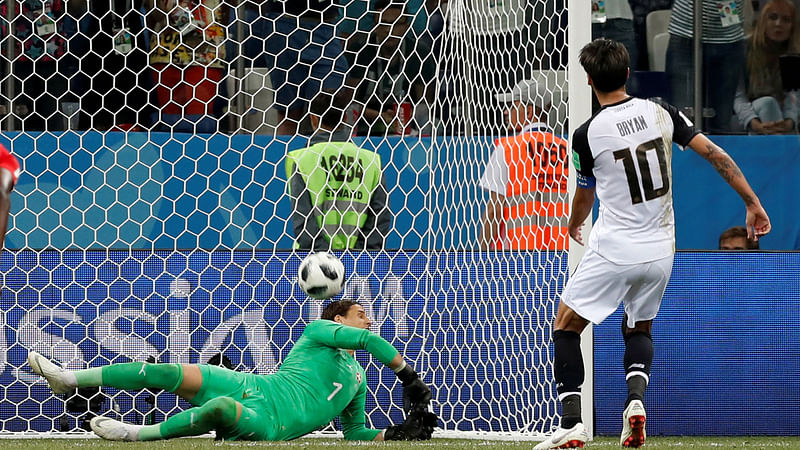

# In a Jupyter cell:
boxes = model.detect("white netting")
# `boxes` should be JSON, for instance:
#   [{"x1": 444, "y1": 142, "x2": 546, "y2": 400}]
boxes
[{"x1": 0, "y1": 0, "x2": 575, "y2": 439}]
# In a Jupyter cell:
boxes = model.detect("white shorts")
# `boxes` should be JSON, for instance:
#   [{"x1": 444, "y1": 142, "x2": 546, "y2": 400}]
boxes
[{"x1": 561, "y1": 248, "x2": 674, "y2": 328}]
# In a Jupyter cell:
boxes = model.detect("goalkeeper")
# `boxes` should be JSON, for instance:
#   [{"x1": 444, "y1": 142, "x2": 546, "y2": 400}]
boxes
[{"x1": 28, "y1": 300, "x2": 437, "y2": 442}]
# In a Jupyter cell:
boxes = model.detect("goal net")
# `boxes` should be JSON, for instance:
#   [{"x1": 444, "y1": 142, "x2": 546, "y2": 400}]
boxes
[{"x1": 0, "y1": 0, "x2": 585, "y2": 439}]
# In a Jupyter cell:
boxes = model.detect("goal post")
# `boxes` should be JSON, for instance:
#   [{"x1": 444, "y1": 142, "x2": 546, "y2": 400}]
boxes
[
  {"x1": 568, "y1": 0, "x2": 596, "y2": 438},
  {"x1": 0, "y1": 0, "x2": 591, "y2": 440}
]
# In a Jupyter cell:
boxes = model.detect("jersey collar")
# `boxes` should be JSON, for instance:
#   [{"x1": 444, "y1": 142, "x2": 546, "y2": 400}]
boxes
[{"x1": 600, "y1": 96, "x2": 634, "y2": 111}]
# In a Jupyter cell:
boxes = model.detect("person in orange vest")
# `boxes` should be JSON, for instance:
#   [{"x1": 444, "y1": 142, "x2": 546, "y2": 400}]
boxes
[{"x1": 479, "y1": 78, "x2": 569, "y2": 250}]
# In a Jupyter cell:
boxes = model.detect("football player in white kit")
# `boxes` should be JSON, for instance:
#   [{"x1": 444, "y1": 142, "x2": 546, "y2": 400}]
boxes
[{"x1": 534, "y1": 38, "x2": 771, "y2": 449}]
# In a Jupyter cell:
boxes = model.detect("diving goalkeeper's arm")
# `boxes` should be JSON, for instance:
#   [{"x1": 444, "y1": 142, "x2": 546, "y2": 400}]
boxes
[{"x1": 304, "y1": 320, "x2": 438, "y2": 440}]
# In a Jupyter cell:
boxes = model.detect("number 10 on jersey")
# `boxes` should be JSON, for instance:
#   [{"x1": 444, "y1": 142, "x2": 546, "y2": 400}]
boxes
[{"x1": 613, "y1": 137, "x2": 670, "y2": 205}]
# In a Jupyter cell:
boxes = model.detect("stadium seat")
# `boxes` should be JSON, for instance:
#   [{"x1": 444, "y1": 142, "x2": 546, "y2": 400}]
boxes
[
  {"x1": 651, "y1": 32, "x2": 670, "y2": 72},
  {"x1": 646, "y1": 9, "x2": 672, "y2": 71}
]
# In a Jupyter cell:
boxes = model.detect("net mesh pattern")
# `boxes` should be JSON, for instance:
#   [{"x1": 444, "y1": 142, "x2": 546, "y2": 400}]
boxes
[{"x1": 0, "y1": 0, "x2": 570, "y2": 437}]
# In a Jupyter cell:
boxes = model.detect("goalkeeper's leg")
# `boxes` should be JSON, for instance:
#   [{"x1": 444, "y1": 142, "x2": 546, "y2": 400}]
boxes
[
  {"x1": 28, "y1": 351, "x2": 202, "y2": 400},
  {"x1": 91, "y1": 396, "x2": 246, "y2": 441}
]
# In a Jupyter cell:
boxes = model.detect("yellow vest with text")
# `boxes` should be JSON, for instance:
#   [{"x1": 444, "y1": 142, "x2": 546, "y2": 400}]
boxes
[{"x1": 286, "y1": 142, "x2": 382, "y2": 249}]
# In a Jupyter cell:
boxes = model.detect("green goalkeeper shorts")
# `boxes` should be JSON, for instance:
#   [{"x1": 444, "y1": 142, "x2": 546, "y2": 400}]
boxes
[{"x1": 190, "y1": 364, "x2": 281, "y2": 441}]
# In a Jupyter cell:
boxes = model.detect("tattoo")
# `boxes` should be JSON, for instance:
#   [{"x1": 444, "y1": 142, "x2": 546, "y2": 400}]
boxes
[{"x1": 706, "y1": 143, "x2": 745, "y2": 186}]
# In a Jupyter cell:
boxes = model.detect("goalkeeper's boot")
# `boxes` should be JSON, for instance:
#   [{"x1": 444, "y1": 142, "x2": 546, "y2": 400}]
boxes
[
  {"x1": 620, "y1": 399, "x2": 647, "y2": 447},
  {"x1": 91, "y1": 416, "x2": 142, "y2": 441},
  {"x1": 27, "y1": 351, "x2": 77, "y2": 394},
  {"x1": 533, "y1": 422, "x2": 588, "y2": 449}
]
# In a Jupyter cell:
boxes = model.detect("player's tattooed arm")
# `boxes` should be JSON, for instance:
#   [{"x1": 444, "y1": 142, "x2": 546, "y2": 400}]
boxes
[
  {"x1": 702, "y1": 143, "x2": 740, "y2": 180},
  {"x1": 689, "y1": 134, "x2": 758, "y2": 207}
]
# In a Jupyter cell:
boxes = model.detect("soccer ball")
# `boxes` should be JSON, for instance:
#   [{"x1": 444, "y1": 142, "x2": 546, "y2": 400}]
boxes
[{"x1": 297, "y1": 252, "x2": 346, "y2": 300}]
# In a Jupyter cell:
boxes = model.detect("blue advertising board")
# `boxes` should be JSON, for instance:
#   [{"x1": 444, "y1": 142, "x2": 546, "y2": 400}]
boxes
[{"x1": 594, "y1": 251, "x2": 800, "y2": 436}]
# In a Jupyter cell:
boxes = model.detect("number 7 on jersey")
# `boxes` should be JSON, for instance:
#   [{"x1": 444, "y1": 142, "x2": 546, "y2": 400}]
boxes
[{"x1": 327, "y1": 382, "x2": 343, "y2": 401}]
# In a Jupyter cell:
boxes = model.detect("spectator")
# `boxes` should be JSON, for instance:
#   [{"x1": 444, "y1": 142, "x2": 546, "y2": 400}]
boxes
[
  {"x1": 349, "y1": 0, "x2": 434, "y2": 136},
  {"x1": 340, "y1": 0, "x2": 378, "y2": 66},
  {"x1": 734, "y1": 0, "x2": 800, "y2": 134},
  {"x1": 0, "y1": 0, "x2": 80, "y2": 131},
  {"x1": 425, "y1": 0, "x2": 446, "y2": 44},
  {"x1": 285, "y1": 92, "x2": 391, "y2": 250},
  {"x1": 666, "y1": 0, "x2": 747, "y2": 133},
  {"x1": 232, "y1": 1, "x2": 349, "y2": 136},
  {"x1": 536, "y1": 0, "x2": 568, "y2": 70},
  {"x1": 478, "y1": 78, "x2": 569, "y2": 250},
  {"x1": 719, "y1": 225, "x2": 760, "y2": 249},
  {"x1": 592, "y1": 0, "x2": 639, "y2": 72},
  {"x1": 143, "y1": 0, "x2": 228, "y2": 133},
  {"x1": 420, "y1": 0, "x2": 445, "y2": 134}
]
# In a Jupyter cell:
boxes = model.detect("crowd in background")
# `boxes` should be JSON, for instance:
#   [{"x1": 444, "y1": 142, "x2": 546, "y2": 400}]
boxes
[
  {"x1": 0, "y1": 0, "x2": 441, "y2": 135},
  {"x1": 0, "y1": 0, "x2": 797, "y2": 136},
  {"x1": 601, "y1": 0, "x2": 799, "y2": 134}
]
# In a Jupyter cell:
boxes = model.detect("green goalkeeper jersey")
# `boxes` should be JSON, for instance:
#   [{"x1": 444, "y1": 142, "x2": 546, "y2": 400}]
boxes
[{"x1": 239, "y1": 320, "x2": 399, "y2": 440}]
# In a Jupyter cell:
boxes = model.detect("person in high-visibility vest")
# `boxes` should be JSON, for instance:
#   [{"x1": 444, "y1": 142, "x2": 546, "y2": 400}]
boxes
[
  {"x1": 286, "y1": 92, "x2": 391, "y2": 250},
  {"x1": 479, "y1": 78, "x2": 569, "y2": 250}
]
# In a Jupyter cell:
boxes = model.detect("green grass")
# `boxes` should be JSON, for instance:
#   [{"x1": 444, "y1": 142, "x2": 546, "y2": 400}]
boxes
[{"x1": 0, "y1": 437, "x2": 799, "y2": 449}]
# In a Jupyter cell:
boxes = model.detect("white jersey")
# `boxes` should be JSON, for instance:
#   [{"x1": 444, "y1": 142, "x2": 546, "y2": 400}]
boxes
[{"x1": 572, "y1": 97, "x2": 699, "y2": 264}]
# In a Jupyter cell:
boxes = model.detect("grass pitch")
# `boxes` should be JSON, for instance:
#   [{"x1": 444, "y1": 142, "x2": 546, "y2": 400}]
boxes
[{"x1": 1, "y1": 437, "x2": 799, "y2": 449}]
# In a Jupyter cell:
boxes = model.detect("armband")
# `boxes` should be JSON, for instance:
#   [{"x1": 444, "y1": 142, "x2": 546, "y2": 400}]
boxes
[{"x1": 576, "y1": 173, "x2": 595, "y2": 188}]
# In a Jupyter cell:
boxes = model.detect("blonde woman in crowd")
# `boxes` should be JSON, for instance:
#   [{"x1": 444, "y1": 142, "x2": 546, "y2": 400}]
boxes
[{"x1": 734, "y1": 0, "x2": 800, "y2": 134}]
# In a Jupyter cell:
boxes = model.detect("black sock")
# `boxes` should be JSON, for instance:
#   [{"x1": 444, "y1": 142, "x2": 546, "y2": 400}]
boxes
[
  {"x1": 623, "y1": 331, "x2": 653, "y2": 406},
  {"x1": 561, "y1": 394, "x2": 581, "y2": 428},
  {"x1": 554, "y1": 330, "x2": 584, "y2": 428},
  {"x1": 626, "y1": 376, "x2": 647, "y2": 404}
]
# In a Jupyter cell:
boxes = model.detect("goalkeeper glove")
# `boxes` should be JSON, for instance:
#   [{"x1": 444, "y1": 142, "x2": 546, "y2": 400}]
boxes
[
  {"x1": 394, "y1": 363, "x2": 432, "y2": 410},
  {"x1": 383, "y1": 405, "x2": 439, "y2": 441}
]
